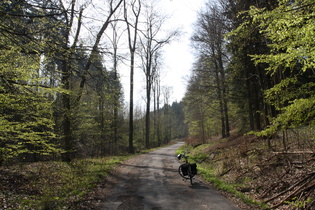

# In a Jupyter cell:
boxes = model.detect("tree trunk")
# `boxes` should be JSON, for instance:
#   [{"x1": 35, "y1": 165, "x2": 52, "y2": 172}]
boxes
[
  {"x1": 129, "y1": 52, "x2": 135, "y2": 153},
  {"x1": 246, "y1": 70, "x2": 255, "y2": 131},
  {"x1": 113, "y1": 34, "x2": 119, "y2": 155},
  {"x1": 212, "y1": 47, "x2": 226, "y2": 138},
  {"x1": 124, "y1": 0, "x2": 141, "y2": 154},
  {"x1": 145, "y1": 77, "x2": 151, "y2": 149},
  {"x1": 218, "y1": 49, "x2": 230, "y2": 137},
  {"x1": 157, "y1": 87, "x2": 161, "y2": 146},
  {"x1": 61, "y1": 61, "x2": 72, "y2": 162}
]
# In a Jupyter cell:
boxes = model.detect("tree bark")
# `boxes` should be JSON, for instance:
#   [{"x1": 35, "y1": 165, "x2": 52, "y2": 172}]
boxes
[
  {"x1": 129, "y1": 52, "x2": 135, "y2": 153},
  {"x1": 124, "y1": 0, "x2": 141, "y2": 153}
]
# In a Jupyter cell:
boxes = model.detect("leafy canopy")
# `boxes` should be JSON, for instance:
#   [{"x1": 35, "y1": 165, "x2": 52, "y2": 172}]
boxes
[{"x1": 231, "y1": 0, "x2": 315, "y2": 136}]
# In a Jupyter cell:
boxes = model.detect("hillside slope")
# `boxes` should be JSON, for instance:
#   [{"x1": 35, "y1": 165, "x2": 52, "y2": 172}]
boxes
[{"x1": 179, "y1": 131, "x2": 315, "y2": 209}]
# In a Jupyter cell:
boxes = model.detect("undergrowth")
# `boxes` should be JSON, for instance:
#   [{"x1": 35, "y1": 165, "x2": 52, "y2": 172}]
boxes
[
  {"x1": 177, "y1": 129, "x2": 315, "y2": 209},
  {"x1": 0, "y1": 156, "x2": 130, "y2": 209},
  {"x1": 1, "y1": 142, "x2": 175, "y2": 209},
  {"x1": 176, "y1": 140, "x2": 268, "y2": 209}
]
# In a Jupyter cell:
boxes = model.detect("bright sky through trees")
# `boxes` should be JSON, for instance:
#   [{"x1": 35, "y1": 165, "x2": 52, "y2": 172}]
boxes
[{"x1": 121, "y1": 0, "x2": 207, "y2": 105}]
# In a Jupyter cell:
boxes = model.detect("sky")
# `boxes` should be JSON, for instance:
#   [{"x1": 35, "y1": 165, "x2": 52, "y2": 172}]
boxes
[
  {"x1": 158, "y1": 0, "x2": 207, "y2": 103},
  {"x1": 121, "y1": 0, "x2": 207, "y2": 106}
]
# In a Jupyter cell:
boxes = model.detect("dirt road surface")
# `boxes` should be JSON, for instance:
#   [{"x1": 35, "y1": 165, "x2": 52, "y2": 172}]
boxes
[{"x1": 101, "y1": 142, "x2": 241, "y2": 210}]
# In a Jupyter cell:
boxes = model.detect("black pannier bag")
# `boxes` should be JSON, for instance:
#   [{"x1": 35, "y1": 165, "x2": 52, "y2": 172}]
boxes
[
  {"x1": 180, "y1": 164, "x2": 189, "y2": 176},
  {"x1": 190, "y1": 163, "x2": 197, "y2": 175}
]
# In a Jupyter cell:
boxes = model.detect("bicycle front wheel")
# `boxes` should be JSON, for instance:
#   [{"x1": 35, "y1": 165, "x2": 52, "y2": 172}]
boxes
[
  {"x1": 189, "y1": 175, "x2": 193, "y2": 185},
  {"x1": 188, "y1": 165, "x2": 194, "y2": 185}
]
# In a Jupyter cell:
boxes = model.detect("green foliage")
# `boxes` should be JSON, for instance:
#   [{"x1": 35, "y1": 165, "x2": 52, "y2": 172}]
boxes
[
  {"x1": 284, "y1": 197, "x2": 312, "y2": 208},
  {"x1": 249, "y1": 0, "x2": 315, "y2": 73},
  {"x1": 0, "y1": 47, "x2": 61, "y2": 163},
  {"x1": 183, "y1": 80, "x2": 222, "y2": 139},
  {"x1": 0, "y1": 0, "x2": 67, "y2": 163},
  {"x1": 1, "y1": 156, "x2": 130, "y2": 209},
  {"x1": 199, "y1": 166, "x2": 266, "y2": 208},
  {"x1": 0, "y1": 0, "x2": 129, "y2": 161},
  {"x1": 188, "y1": 144, "x2": 210, "y2": 162},
  {"x1": 177, "y1": 144, "x2": 267, "y2": 208},
  {"x1": 254, "y1": 97, "x2": 315, "y2": 137},
  {"x1": 229, "y1": 0, "x2": 315, "y2": 136},
  {"x1": 175, "y1": 144, "x2": 194, "y2": 155}
]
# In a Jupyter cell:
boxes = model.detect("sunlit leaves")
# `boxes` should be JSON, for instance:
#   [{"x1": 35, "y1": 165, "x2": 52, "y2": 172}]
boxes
[
  {"x1": 249, "y1": 0, "x2": 315, "y2": 73},
  {"x1": 255, "y1": 97, "x2": 315, "y2": 137},
  {"x1": 0, "y1": 40, "x2": 61, "y2": 163},
  {"x1": 238, "y1": 0, "x2": 315, "y2": 135}
]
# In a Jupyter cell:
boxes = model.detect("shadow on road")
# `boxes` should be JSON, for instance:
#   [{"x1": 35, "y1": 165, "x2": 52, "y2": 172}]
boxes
[
  {"x1": 190, "y1": 182, "x2": 209, "y2": 190},
  {"x1": 119, "y1": 163, "x2": 177, "y2": 173}
]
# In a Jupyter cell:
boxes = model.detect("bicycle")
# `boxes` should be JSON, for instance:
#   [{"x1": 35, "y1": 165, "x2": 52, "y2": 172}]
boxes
[{"x1": 177, "y1": 152, "x2": 197, "y2": 185}]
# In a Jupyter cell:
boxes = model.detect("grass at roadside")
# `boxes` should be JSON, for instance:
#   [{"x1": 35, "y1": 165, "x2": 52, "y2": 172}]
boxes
[
  {"x1": 176, "y1": 143, "x2": 268, "y2": 209},
  {"x1": 1, "y1": 156, "x2": 131, "y2": 209},
  {"x1": 1, "y1": 143, "x2": 177, "y2": 210}
]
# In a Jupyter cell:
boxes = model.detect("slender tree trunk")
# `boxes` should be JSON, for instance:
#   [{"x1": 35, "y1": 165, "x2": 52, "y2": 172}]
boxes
[
  {"x1": 212, "y1": 47, "x2": 226, "y2": 138},
  {"x1": 157, "y1": 77, "x2": 161, "y2": 146},
  {"x1": 129, "y1": 52, "x2": 135, "y2": 153},
  {"x1": 145, "y1": 77, "x2": 151, "y2": 148},
  {"x1": 168, "y1": 107, "x2": 172, "y2": 142},
  {"x1": 61, "y1": 61, "x2": 72, "y2": 162},
  {"x1": 124, "y1": 0, "x2": 141, "y2": 153},
  {"x1": 59, "y1": 0, "x2": 76, "y2": 162},
  {"x1": 113, "y1": 38, "x2": 118, "y2": 154},
  {"x1": 200, "y1": 106, "x2": 205, "y2": 144},
  {"x1": 218, "y1": 50, "x2": 230, "y2": 137},
  {"x1": 153, "y1": 81, "x2": 157, "y2": 146},
  {"x1": 246, "y1": 69, "x2": 255, "y2": 131},
  {"x1": 99, "y1": 95, "x2": 105, "y2": 156}
]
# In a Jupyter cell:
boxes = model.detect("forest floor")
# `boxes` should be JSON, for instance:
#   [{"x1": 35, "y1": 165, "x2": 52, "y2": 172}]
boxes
[
  {"x1": 0, "y1": 156, "x2": 132, "y2": 209},
  {"x1": 1, "y1": 130, "x2": 315, "y2": 209},
  {"x1": 182, "y1": 129, "x2": 315, "y2": 209}
]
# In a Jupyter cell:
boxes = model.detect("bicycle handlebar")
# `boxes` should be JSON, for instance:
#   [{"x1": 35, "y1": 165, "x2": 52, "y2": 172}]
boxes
[{"x1": 177, "y1": 151, "x2": 189, "y2": 161}]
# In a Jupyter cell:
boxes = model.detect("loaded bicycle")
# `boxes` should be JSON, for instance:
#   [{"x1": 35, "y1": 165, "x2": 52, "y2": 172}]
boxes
[{"x1": 177, "y1": 151, "x2": 197, "y2": 185}]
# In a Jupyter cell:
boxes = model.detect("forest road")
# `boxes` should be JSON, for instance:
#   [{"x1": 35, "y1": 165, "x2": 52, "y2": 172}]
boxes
[{"x1": 101, "y1": 142, "x2": 241, "y2": 210}]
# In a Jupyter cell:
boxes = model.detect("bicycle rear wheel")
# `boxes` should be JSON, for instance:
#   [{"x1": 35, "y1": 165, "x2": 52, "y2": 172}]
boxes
[
  {"x1": 178, "y1": 164, "x2": 189, "y2": 179},
  {"x1": 179, "y1": 164, "x2": 195, "y2": 185}
]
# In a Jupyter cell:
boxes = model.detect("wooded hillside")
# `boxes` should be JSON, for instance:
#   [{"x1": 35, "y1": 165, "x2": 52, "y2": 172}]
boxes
[
  {"x1": 0, "y1": 0, "x2": 184, "y2": 164},
  {"x1": 184, "y1": 0, "x2": 314, "y2": 141},
  {"x1": 182, "y1": 0, "x2": 315, "y2": 209},
  {"x1": 0, "y1": 0, "x2": 314, "y2": 209}
]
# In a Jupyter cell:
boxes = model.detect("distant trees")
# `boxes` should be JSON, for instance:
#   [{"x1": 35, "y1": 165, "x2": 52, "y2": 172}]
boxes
[{"x1": 139, "y1": 2, "x2": 179, "y2": 148}]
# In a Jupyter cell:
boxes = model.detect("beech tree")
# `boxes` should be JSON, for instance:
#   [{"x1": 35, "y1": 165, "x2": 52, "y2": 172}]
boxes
[
  {"x1": 0, "y1": 0, "x2": 62, "y2": 163},
  {"x1": 55, "y1": 0, "x2": 124, "y2": 161},
  {"x1": 183, "y1": 58, "x2": 222, "y2": 140},
  {"x1": 190, "y1": 3, "x2": 230, "y2": 138},
  {"x1": 124, "y1": 0, "x2": 141, "y2": 153},
  {"x1": 243, "y1": 0, "x2": 315, "y2": 136},
  {"x1": 222, "y1": 0, "x2": 278, "y2": 132},
  {"x1": 0, "y1": 0, "x2": 126, "y2": 162}
]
